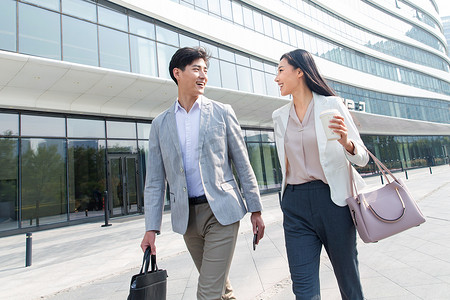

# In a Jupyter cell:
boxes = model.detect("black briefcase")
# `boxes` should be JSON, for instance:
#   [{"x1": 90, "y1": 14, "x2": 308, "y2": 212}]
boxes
[{"x1": 128, "y1": 247, "x2": 168, "y2": 300}]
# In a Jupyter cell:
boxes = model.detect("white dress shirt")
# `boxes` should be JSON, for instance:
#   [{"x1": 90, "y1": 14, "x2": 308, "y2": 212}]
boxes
[{"x1": 175, "y1": 96, "x2": 205, "y2": 198}]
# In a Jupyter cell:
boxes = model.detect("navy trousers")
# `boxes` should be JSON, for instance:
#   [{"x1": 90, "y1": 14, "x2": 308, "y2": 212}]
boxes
[{"x1": 281, "y1": 180, "x2": 364, "y2": 300}]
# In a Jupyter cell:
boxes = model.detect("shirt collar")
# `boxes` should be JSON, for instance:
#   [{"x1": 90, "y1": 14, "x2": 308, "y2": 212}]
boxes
[{"x1": 175, "y1": 95, "x2": 202, "y2": 113}]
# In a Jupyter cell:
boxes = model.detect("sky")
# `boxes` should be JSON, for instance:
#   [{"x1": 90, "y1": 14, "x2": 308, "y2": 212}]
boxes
[{"x1": 435, "y1": 0, "x2": 450, "y2": 18}]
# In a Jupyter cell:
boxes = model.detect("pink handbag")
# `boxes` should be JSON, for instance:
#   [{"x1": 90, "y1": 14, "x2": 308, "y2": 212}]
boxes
[{"x1": 346, "y1": 149, "x2": 426, "y2": 243}]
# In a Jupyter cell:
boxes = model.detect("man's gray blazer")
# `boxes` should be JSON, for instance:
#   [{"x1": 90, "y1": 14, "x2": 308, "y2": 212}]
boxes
[{"x1": 144, "y1": 96, "x2": 262, "y2": 235}]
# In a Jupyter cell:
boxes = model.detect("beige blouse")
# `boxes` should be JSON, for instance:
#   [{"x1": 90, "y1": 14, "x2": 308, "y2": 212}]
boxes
[{"x1": 284, "y1": 101, "x2": 328, "y2": 185}]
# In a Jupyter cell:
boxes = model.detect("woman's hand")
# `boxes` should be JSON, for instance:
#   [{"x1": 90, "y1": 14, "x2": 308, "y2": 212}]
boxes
[{"x1": 329, "y1": 115, "x2": 355, "y2": 154}]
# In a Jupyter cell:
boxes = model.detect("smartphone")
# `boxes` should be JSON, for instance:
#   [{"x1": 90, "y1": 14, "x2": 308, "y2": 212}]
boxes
[{"x1": 253, "y1": 232, "x2": 258, "y2": 251}]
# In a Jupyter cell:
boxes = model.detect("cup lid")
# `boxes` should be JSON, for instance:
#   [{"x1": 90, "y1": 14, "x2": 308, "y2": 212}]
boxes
[{"x1": 319, "y1": 109, "x2": 340, "y2": 116}]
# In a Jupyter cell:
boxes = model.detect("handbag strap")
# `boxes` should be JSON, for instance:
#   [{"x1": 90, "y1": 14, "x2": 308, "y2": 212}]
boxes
[
  {"x1": 140, "y1": 247, "x2": 159, "y2": 275},
  {"x1": 348, "y1": 145, "x2": 399, "y2": 197}
]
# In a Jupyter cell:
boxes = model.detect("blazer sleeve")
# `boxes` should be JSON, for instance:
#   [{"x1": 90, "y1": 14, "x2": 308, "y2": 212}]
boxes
[
  {"x1": 336, "y1": 99, "x2": 369, "y2": 167},
  {"x1": 143, "y1": 119, "x2": 167, "y2": 233},
  {"x1": 224, "y1": 105, "x2": 263, "y2": 212}
]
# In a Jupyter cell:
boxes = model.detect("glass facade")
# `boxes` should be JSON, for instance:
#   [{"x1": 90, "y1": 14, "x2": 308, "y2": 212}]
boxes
[
  {"x1": 0, "y1": 109, "x2": 447, "y2": 235},
  {"x1": 329, "y1": 81, "x2": 450, "y2": 123},
  {"x1": 173, "y1": 0, "x2": 449, "y2": 71},
  {"x1": 0, "y1": 111, "x2": 283, "y2": 235},
  {"x1": 2, "y1": 0, "x2": 449, "y2": 112},
  {"x1": 356, "y1": 135, "x2": 450, "y2": 174}
]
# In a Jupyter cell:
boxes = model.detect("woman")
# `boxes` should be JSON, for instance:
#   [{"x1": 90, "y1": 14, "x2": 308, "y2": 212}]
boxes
[{"x1": 272, "y1": 49, "x2": 369, "y2": 300}]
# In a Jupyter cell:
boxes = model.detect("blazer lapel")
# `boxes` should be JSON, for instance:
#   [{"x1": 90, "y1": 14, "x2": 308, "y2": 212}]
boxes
[
  {"x1": 166, "y1": 102, "x2": 183, "y2": 159},
  {"x1": 198, "y1": 96, "x2": 212, "y2": 149},
  {"x1": 313, "y1": 92, "x2": 329, "y2": 156}
]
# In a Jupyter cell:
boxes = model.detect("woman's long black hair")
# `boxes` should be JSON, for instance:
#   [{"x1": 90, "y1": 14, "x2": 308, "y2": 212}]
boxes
[{"x1": 281, "y1": 49, "x2": 336, "y2": 96}]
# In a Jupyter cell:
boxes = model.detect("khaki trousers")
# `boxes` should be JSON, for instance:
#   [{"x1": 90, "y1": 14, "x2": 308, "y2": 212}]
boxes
[{"x1": 183, "y1": 203, "x2": 240, "y2": 300}]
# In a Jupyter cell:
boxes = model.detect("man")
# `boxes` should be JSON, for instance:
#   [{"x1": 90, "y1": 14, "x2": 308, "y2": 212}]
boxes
[{"x1": 141, "y1": 47, "x2": 265, "y2": 300}]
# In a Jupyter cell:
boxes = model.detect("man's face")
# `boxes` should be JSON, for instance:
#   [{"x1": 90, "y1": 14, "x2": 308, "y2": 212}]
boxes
[{"x1": 175, "y1": 58, "x2": 208, "y2": 96}]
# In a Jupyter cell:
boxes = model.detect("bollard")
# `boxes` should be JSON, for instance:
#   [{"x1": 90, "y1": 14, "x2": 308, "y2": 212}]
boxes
[
  {"x1": 380, "y1": 174, "x2": 384, "y2": 185},
  {"x1": 429, "y1": 167, "x2": 432, "y2": 174},
  {"x1": 26, "y1": 233, "x2": 32, "y2": 267},
  {"x1": 278, "y1": 191, "x2": 282, "y2": 206},
  {"x1": 102, "y1": 191, "x2": 112, "y2": 227},
  {"x1": 405, "y1": 169, "x2": 408, "y2": 180}
]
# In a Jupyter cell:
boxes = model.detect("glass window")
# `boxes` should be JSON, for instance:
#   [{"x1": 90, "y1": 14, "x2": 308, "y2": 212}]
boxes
[
  {"x1": 231, "y1": 2, "x2": 244, "y2": 25},
  {"x1": 272, "y1": 20, "x2": 282, "y2": 41},
  {"x1": 68, "y1": 139, "x2": 106, "y2": 220},
  {"x1": 236, "y1": 65, "x2": 253, "y2": 93},
  {"x1": 157, "y1": 43, "x2": 177, "y2": 79},
  {"x1": 262, "y1": 15, "x2": 273, "y2": 37},
  {"x1": 235, "y1": 54, "x2": 250, "y2": 67},
  {"x1": 0, "y1": 0, "x2": 16, "y2": 52},
  {"x1": 280, "y1": 23, "x2": 290, "y2": 44},
  {"x1": 208, "y1": 0, "x2": 221, "y2": 15},
  {"x1": 107, "y1": 121, "x2": 136, "y2": 139},
  {"x1": 265, "y1": 72, "x2": 278, "y2": 97},
  {"x1": 242, "y1": 6, "x2": 254, "y2": 30},
  {"x1": 253, "y1": 11, "x2": 264, "y2": 34},
  {"x1": 194, "y1": 0, "x2": 208, "y2": 10},
  {"x1": 23, "y1": 0, "x2": 60, "y2": 11},
  {"x1": 251, "y1": 69, "x2": 266, "y2": 95},
  {"x1": 245, "y1": 130, "x2": 261, "y2": 142},
  {"x1": 107, "y1": 140, "x2": 138, "y2": 153},
  {"x1": 262, "y1": 143, "x2": 280, "y2": 188},
  {"x1": 62, "y1": 0, "x2": 97, "y2": 22},
  {"x1": 220, "y1": 0, "x2": 233, "y2": 20},
  {"x1": 264, "y1": 62, "x2": 276, "y2": 74},
  {"x1": 246, "y1": 143, "x2": 264, "y2": 187},
  {"x1": 0, "y1": 113, "x2": 19, "y2": 136},
  {"x1": 21, "y1": 138, "x2": 67, "y2": 227},
  {"x1": 137, "y1": 123, "x2": 151, "y2": 140},
  {"x1": 98, "y1": 5, "x2": 128, "y2": 31},
  {"x1": 250, "y1": 58, "x2": 264, "y2": 71},
  {"x1": 261, "y1": 131, "x2": 274, "y2": 142},
  {"x1": 21, "y1": 115, "x2": 65, "y2": 137},
  {"x1": 19, "y1": 3, "x2": 61, "y2": 60},
  {"x1": 206, "y1": 57, "x2": 221, "y2": 87},
  {"x1": 0, "y1": 137, "x2": 19, "y2": 231},
  {"x1": 67, "y1": 118, "x2": 105, "y2": 138},
  {"x1": 220, "y1": 61, "x2": 238, "y2": 90},
  {"x1": 129, "y1": 16, "x2": 155, "y2": 40},
  {"x1": 179, "y1": 34, "x2": 198, "y2": 47},
  {"x1": 200, "y1": 41, "x2": 218, "y2": 58},
  {"x1": 218, "y1": 48, "x2": 235, "y2": 62},
  {"x1": 62, "y1": 16, "x2": 99, "y2": 67},
  {"x1": 98, "y1": 26, "x2": 130, "y2": 72},
  {"x1": 288, "y1": 27, "x2": 297, "y2": 46},
  {"x1": 130, "y1": 35, "x2": 157, "y2": 77},
  {"x1": 156, "y1": 26, "x2": 179, "y2": 47}
]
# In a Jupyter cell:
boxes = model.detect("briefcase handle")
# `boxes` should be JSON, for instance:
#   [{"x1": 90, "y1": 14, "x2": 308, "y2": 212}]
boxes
[{"x1": 140, "y1": 247, "x2": 159, "y2": 275}]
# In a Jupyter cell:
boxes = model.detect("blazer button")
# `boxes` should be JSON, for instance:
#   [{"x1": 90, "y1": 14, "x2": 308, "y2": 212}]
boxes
[
  {"x1": 183, "y1": 187, "x2": 186, "y2": 192},
  {"x1": 180, "y1": 168, "x2": 184, "y2": 173}
]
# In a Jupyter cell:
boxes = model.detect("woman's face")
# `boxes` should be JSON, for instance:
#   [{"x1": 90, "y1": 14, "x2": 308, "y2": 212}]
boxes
[{"x1": 274, "y1": 58, "x2": 303, "y2": 96}]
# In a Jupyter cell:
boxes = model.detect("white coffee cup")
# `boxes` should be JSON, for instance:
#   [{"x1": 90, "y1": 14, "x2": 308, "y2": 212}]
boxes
[{"x1": 319, "y1": 109, "x2": 341, "y2": 140}]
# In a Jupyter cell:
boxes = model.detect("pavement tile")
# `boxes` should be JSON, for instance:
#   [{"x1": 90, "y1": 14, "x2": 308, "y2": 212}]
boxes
[{"x1": 0, "y1": 165, "x2": 449, "y2": 300}]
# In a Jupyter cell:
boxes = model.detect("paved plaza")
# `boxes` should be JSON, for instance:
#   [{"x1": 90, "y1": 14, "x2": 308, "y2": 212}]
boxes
[{"x1": 0, "y1": 165, "x2": 449, "y2": 300}]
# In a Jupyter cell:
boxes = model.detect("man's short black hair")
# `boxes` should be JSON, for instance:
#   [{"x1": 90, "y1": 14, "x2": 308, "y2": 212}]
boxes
[{"x1": 169, "y1": 47, "x2": 210, "y2": 85}]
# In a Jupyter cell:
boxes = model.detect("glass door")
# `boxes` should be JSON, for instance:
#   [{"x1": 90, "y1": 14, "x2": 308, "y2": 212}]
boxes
[{"x1": 107, "y1": 154, "x2": 140, "y2": 216}]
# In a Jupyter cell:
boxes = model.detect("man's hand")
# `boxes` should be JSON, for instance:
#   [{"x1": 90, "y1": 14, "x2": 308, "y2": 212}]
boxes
[
  {"x1": 141, "y1": 230, "x2": 157, "y2": 254},
  {"x1": 251, "y1": 211, "x2": 265, "y2": 245}
]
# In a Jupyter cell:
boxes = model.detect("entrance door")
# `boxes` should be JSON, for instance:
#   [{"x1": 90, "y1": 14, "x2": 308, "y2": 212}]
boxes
[{"x1": 107, "y1": 154, "x2": 140, "y2": 216}]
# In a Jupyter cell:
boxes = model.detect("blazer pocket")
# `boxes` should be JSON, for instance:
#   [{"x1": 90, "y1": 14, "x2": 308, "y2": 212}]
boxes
[
  {"x1": 220, "y1": 180, "x2": 236, "y2": 191},
  {"x1": 170, "y1": 192, "x2": 175, "y2": 203}
]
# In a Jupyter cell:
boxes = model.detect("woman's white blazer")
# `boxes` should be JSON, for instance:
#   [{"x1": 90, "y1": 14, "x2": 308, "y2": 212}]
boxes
[{"x1": 272, "y1": 92, "x2": 369, "y2": 206}]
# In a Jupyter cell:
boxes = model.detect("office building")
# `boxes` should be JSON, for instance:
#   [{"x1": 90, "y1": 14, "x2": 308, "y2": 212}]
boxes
[
  {"x1": 0, "y1": 0, "x2": 449, "y2": 236},
  {"x1": 442, "y1": 15, "x2": 450, "y2": 55}
]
